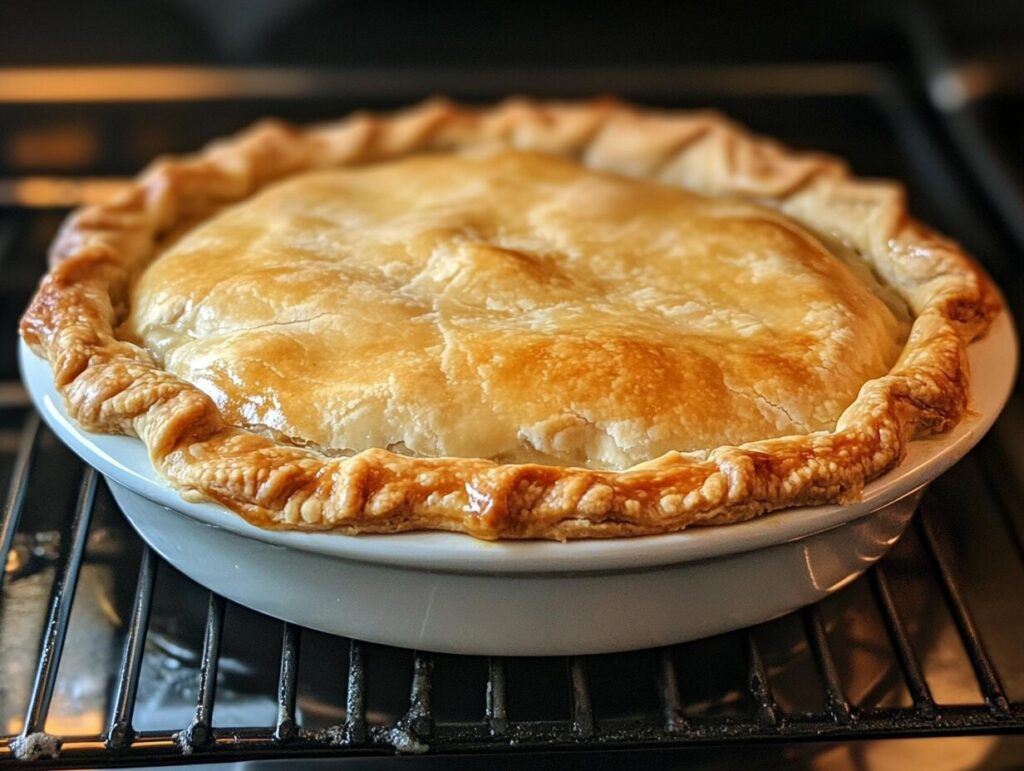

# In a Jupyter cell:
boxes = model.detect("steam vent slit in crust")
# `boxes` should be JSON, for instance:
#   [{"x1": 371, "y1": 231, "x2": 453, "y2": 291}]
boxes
[{"x1": 20, "y1": 99, "x2": 1000, "y2": 540}]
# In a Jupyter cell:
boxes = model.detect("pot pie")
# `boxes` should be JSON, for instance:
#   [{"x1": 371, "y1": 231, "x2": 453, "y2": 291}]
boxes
[{"x1": 20, "y1": 99, "x2": 999, "y2": 540}]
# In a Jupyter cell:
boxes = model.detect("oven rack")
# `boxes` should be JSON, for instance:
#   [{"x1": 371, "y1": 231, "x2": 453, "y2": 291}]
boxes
[{"x1": 0, "y1": 406, "x2": 1020, "y2": 765}]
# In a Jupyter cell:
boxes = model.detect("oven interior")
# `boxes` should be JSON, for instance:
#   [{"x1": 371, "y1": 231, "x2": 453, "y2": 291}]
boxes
[{"x1": 0, "y1": 2, "x2": 1022, "y2": 768}]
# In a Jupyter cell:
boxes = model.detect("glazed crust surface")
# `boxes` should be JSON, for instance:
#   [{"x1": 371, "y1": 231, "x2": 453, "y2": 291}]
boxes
[
  {"x1": 126, "y1": 150, "x2": 910, "y2": 470},
  {"x1": 20, "y1": 99, "x2": 999, "y2": 539}
]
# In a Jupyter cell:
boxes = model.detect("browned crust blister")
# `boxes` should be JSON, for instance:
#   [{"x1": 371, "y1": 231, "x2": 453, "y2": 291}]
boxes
[{"x1": 19, "y1": 99, "x2": 1000, "y2": 540}]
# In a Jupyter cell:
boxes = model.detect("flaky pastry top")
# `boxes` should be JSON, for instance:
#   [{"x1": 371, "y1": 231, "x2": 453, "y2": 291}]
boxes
[
  {"x1": 125, "y1": 150, "x2": 909, "y2": 470},
  {"x1": 20, "y1": 99, "x2": 999, "y2": 539}
]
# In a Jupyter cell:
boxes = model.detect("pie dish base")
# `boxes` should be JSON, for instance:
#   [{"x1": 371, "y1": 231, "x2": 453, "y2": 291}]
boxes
[
  {"x1": 107, "y1": 479, "x2": 920, "y2": 655},
  {"x1": 19, "y1": 307, "x2": 1016, "y2": 653}
]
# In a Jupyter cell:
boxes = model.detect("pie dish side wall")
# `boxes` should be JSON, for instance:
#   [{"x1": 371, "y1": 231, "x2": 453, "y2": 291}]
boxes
[
  {"x1": 106, "y1": 480, "x2": 921, "y2": 655},
  {"x1": 17, "y1": 98, "x2": 1003, "y2": 539}
]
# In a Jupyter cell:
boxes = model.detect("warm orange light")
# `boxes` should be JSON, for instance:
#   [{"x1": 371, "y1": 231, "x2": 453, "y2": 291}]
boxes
[
  {"x1": 0, "y1": 64, "x2": 880, "y2": 104},
  {"x1": 0, "y1": 67, "x2": 312, "y2": 102},
  {"x1": 8, "y1": 709, "x2": 103, "y2": 737},
  {"x1": 0, "y1": 177, "x2": 131, "y2": 207}
]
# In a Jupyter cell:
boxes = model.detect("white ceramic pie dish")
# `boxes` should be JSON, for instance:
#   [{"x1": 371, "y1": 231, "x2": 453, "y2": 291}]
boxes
[{"x1": 18, "y1": 310, "x2": 1017, "y2": 655}]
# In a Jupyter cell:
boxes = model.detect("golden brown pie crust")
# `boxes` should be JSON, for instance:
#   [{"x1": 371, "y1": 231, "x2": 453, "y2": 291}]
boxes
[
  {"x1": 20, "y1": 99, "x2": 1000, "y2": 540},
  {"x1": 125, "y1": 150, "x2": 912, "y2": 470}
]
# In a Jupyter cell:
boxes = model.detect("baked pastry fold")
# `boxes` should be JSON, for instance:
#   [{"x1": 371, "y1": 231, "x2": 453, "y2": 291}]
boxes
[{"x1": 21, "y1": 99, "x2": 999, "y2": 540}]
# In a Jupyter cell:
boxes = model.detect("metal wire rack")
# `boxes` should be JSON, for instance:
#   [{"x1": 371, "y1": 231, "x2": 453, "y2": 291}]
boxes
[{"x1": 0, "y1": 416, "x2": 1022, "y2": 765}]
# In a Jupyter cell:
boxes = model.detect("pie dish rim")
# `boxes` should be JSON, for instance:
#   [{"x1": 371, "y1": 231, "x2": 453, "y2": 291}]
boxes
[{"x1": 17, "y1": 303, "x2": 1016, "y2": 572}]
